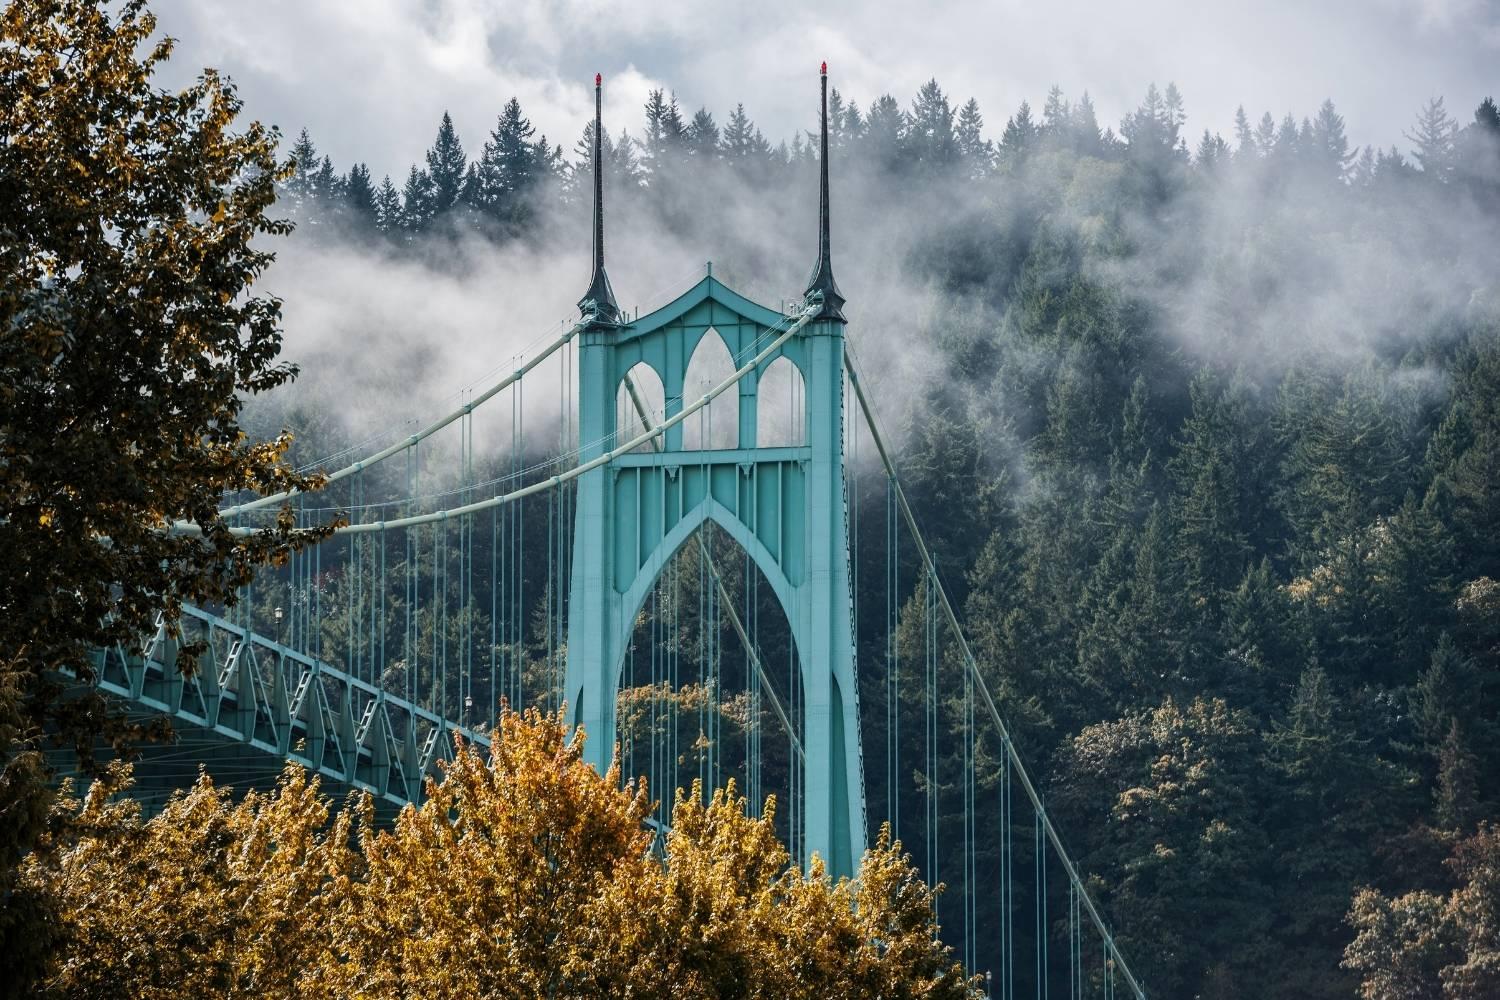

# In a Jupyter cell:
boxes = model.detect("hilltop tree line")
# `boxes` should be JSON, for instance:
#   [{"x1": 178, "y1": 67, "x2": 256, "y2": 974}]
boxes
[{"x1": 281, "y1": 81, "x2": 1500, "y2": 244}]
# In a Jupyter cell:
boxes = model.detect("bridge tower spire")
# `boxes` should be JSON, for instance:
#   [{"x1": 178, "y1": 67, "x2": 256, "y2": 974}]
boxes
[
  {"x1": 578, "y1": 72, "x2": 620, "y2": 325},
  {"x1": 564, "y1": 63, "x2": 865, "y2": 879},
  {"x1": 805, "y1": 60, "x2": 845, "y2": 322}
]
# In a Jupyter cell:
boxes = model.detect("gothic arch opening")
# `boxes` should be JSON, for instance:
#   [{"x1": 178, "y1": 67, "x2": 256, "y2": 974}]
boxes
[
  {"x1": 615, "y1": 518, "x2": 804, "y2": 851},
  {"x1": 682, "y1": 328, "x2": 738, "y2": 450},
  {"x1": 756, "y1": 356, "x2": 806, "y2": 447},
  {"x1": 616, "y1": 362, "x2": 666, "y2": 453}
]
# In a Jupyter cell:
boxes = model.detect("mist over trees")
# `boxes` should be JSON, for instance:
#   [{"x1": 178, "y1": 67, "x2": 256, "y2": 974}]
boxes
[{"x1": 258, "y1": 79, "x2": 1500, "y2": 1000}]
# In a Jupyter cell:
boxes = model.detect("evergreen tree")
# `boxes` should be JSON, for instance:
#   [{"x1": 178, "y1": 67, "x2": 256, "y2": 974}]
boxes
[
  {"x1": 423, "y1": 110, "x2": 468, "y2": 221},
  {"x1": 1073, "y1": 91, "x2": 1103, "y2": 154},
  {"x1": 1267, "y1": 665, "x2": 1408, "y2": 999},
  {"x1": 1274, "y1": 113, "x2": 1301, "y2": 161},
  {"x1": 313, "y1": 155, "x2": 340, "y2": 203},
  {"x1": 686, "y1": 107, "x2": 719, "y2": 158},
  {"x1": 1041, "y1": 85, "x2": 1070, "y2": 135},
  {"x1": 1254, "y1": 111, "x2": 1277, "y2": 154},
  {"x1": 998, "y1": 100, "x2": 1038, "y2": 170},
  {"x1": 342, "y1": 162, "x2": 377, "y2": 226},
  {"x1": 1309, "y1": 99, "x2": 1355, "y2": 181},
  {"x1": 1436, "y1": 721, "x2": 1481, "y2": 831},
  {"x1": 1406, "y1": 96, "x2": 1458, "y2": 180},
  {"x1": 909, "y1": 79, "x2": 958, "y2": 170},
  {"x1": 373, "y1": 174, "x2": 402, "y2": 234},
  {"x1": 1454, "y1": 97, "x2": 1500, "y2": 206},
  {"x1": 286, "y1": 127, "x2": 319, "y2": 203},
  {"x1": 1170, "y1": 371, "x2": 1254, "y2": 612},
  {"x1": 400, "y1": 164, "x2": 434, "y2": 232},
  {"x1": 955, "y1": 97, "x2": 991, "y2": 177},
  {"x1": 1195, "y1": 129, "x2": 1230, "y2": 169},
  {"x1": 864, "y1": 94, "x2": 906, "y2": 171},
  {"x1": 1233, "y1": 105, "x2": 1257, "y2": 157},
  {"x1": 474, "y1": 97, "x2": 541, "y2": 234},
  {"x1": 721, "y1": 103, "x2": 768, "y2": 162}
]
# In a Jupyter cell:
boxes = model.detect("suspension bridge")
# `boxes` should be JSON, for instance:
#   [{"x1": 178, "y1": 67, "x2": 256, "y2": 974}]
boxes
[{"x1": 83, "y1": 66, "x2": 1148, "y2": 999}]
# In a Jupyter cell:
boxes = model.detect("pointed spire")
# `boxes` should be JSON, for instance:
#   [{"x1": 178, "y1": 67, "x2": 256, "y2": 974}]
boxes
[
  {"x1": 579, "y1": 72, "x2": 621, "y2": 325},
  {"x1": 804, "y1": 60, "x2": 845, "y2": 322}
]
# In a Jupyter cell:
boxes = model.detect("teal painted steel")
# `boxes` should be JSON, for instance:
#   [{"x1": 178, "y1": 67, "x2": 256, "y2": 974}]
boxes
[
  {"x1": 564, "y1": 275, "x2": 866, "y2": 878},
  {"x1": 86, "y1": 604, "x2": 488, "y2": 810}
]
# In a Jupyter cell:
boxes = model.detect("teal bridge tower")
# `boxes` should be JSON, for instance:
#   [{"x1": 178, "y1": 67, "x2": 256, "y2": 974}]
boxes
[{"x1": 565, "y1": 66, "x2": 865, "y2": 877}]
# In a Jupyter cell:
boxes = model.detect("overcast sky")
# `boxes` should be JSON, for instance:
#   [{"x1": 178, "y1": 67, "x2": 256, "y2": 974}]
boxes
[{"x1": 151, "y1": 0, "x2": 1498, "y2": 182}]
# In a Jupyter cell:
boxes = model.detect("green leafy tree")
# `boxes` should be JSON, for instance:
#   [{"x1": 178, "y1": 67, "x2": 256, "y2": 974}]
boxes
[{"x1": 0, "y1": 0, "x2": 327, "y2": 989}]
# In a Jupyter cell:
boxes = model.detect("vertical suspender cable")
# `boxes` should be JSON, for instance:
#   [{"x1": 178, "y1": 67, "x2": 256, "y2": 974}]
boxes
[{"x1": 846, "y1": 349, "x2": 1147, "y2": 1000}]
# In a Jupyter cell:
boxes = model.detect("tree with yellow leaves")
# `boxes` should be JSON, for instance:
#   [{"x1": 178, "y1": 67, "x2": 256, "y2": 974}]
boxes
[
  {"x1": 27, "y1": 762, "x2": 359, "y2": 999},
  {"x1": 26, "y1": 708, "x2": 978, "y2": 999}
]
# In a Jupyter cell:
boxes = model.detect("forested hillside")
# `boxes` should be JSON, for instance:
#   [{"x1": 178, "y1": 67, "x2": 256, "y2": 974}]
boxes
[{"x1": 259, "y1": 82, "x2": 1500, "y2": 998}]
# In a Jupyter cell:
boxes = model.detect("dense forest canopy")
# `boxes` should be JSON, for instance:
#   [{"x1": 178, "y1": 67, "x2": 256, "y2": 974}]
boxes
[{"x1": 246, "y1": 77, "x2": 1500, "y2": 999}]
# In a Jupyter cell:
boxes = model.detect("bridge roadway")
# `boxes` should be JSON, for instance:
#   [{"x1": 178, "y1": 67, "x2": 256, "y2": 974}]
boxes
[{"x1": 65, "y1": 604, "x2": 487, "y2": 819}]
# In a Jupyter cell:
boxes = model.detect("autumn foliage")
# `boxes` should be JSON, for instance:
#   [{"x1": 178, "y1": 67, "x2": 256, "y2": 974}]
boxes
[{"x1": 22, "y1": 708, "x2": 976, "y2": 999}]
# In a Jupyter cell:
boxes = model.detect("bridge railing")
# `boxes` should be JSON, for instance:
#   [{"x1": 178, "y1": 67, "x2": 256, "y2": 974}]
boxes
[{"x1": 87, "y1": 604, "x2": 489, "y2": 809}]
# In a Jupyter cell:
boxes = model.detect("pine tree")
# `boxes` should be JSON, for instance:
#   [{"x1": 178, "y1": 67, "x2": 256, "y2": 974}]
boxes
[
  {"x1": 1455, "y1": 96, "x2": 1500, "y2": 205},
  {"x1": 686, "y1": 107, "x2": 719, "y2": 158},
  {"x1": 423, "y1": 110, "x2": 468, "y2": 220},
  {"x1": 1373, "y1": 492, "x2": 1456, "y2": 670},
  {"x1": 373, "y1": 174, "x2": 402, "y2": 234},
  {"x1": 313, "y1": 155, "x2": 340, "y2": 203},
  {"x1": 721, "y1": 103, "x2": 756, "y2": 159},
  {"x1": 1041, "y1": 85, "x2": 1070, "y2": 135},
  {"x1": 1233, "y1": 105, "x2": 1257, "y2": 157},
  {"x1": 343, "y1": 162, "x2": 377, "y2": 226},
  {"x1": 1436, "y1": 721, "x2": 1480, "y2": 831},
  {"x1": 865, "y1": 95, "x2": 906, "y2": 172},
  {"x1": 287, "y1": 127, "x2": 319, "y2": 202},
  {"x1": 475, "y1": 97, "x2": 540, "y2": 234},
  {"x1": 1171, "y1": 371, "x2": 1253, "y2": 610},
  {"x1": 661, "y1": 92, "x2": 686, "y2": 148},
  {"x1": 1309, "y1": 99, "x2": 1355, "y2": 181},
  {"x1": 909, "y1": 79, "x2": 957, "y2": 170},
  {"x1": 955, "y1": 98, "x2": 991, "y2": 177},
  {"x1": 401, "y1": 164, "x2": 433, "y2": 232},
  {"x1": 1406, "y1": 97, "x2": 1458, "y2": 180},
  {"x1": 642, "y1": 88, "x2": 668, "y2": 156},
  {"x1": 1273, "y1": 113, "x2": 1301, "y2": 161},
  {"x1": 827, "y1": 87, "x2": 853, "y2": 154},
  {"x1": 1196, "y1": 130, "x2": 1230, "y2": 170},
  {"x1": 1074, "y1": 92, "x2": 1103, "y2": 154},
  {"x1": 998, "y1": 100, "x2": 1038, "y2": 170},
  {"x1": 1254, "y1": 111, "x2": 1277, "y2": 154},
  {"x1": 1120, "y1": 83, "x2": 1188, "y2": 169}
]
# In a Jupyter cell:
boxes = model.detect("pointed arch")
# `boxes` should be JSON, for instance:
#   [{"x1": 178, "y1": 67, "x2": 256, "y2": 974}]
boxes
[
  {"x1": 756, "y1": 356, "x2": 806, "y2": 447},
  {"x1": 616, "y1": 362, "x2": 666, "y2": 453},
  {"x1": 682, "y1": 328, "x2": 738, "y2": 450}
]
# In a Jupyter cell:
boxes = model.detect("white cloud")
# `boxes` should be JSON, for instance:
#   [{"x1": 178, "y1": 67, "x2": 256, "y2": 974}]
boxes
[{"x1": 153, "y1": 0, "x2": 1500, "y2": 183}]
